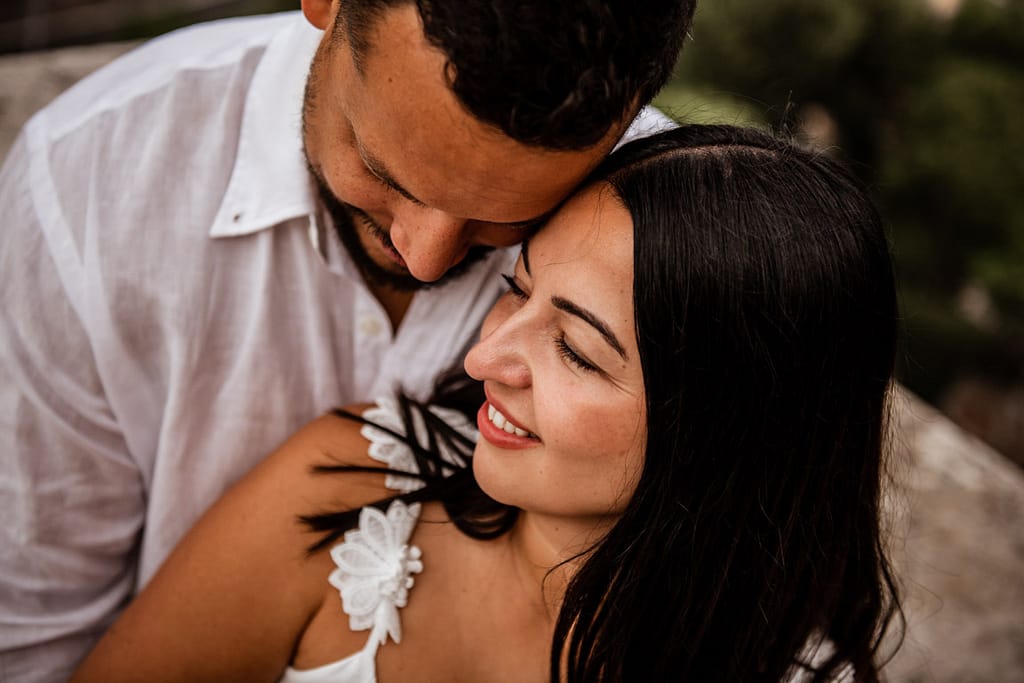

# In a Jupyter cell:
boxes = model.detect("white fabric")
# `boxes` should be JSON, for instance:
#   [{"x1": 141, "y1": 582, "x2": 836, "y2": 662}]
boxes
[
  {"x1": 328, "y1": 501, "x2": 423, "y2": 648},
  {"x1": 281, "y1": 399, "x2": 479, "y2": 683},
  {"x1": 0, "y1": 11, "x2": 673, "y2": 681},
  {"x1": 280, "y1": 500, "x2": 422, "y2": 683},
  {"x1": 360, "y1": 396, "x2": 477, "y2": 492}
]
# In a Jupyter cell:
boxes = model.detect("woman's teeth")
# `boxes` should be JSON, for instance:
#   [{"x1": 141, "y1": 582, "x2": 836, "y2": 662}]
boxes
[{"x1": 488, "y1": 404, "x2": 534, "y2": 438}]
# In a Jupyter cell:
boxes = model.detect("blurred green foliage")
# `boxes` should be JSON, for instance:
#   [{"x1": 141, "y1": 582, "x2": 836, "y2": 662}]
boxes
[{"x1": 655, "y1": 0, "x2": 1024, "y2": 401}]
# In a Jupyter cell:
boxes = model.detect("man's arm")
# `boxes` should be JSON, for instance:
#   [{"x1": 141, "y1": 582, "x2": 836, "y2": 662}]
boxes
[{"x1": 0, "y1": 130, "x2": 145, "y2": 682}]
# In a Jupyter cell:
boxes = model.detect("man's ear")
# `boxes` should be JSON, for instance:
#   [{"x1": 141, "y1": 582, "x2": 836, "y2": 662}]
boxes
[{"x1": 301, "y1": 0, "x2": 336, "y2": 30}]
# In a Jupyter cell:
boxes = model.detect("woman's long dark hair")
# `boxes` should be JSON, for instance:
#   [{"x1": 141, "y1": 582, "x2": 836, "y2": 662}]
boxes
[{"x1": 304, "y1": 125, "x2": 903, "y2": 681}]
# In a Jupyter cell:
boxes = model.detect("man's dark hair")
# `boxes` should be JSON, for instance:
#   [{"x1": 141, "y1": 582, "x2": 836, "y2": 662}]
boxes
[{"x1": 335, "y1": 0, "x2": 696, "y2": 149}]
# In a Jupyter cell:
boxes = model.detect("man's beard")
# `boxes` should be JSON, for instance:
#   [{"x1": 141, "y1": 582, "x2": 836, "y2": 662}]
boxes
[{"x1": 308, "y1": 165, "x2": 493, "y2": 292}]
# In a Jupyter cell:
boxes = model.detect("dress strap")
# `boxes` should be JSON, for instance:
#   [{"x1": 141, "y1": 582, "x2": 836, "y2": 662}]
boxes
[{"x1": 327, "y1": 499, "x2": 424, "y2": 649}]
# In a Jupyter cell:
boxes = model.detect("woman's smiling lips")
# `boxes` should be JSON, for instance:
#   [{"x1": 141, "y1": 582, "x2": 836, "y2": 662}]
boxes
[{"x1": 476, "y1": 396, "x2": 538, "y2": 449}]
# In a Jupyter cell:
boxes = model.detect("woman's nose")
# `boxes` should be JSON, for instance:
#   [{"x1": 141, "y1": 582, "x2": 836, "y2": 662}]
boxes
[{"x1": 464, "y1": 307, "x2": 532, "y2": 389}]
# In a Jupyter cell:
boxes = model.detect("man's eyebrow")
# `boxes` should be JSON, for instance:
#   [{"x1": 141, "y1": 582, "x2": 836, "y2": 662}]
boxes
[
  {"x1": 551, "y1": 296, "x2": 628, "y2": 361},
  {"x1": 357, "y1": 143, "x2": 425, "y2": 206},
  {"x1": 359, "y1": 141, "x2": 554, "y2": 229},
  {"x1": 521, "y1": 236, "x2": 532, "y2": 274}
]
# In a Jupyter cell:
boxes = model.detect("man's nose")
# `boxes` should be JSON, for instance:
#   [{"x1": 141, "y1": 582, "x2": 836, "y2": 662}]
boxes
[{"x1": 389, "y1": 207, "x2": 470, "y2": 282}]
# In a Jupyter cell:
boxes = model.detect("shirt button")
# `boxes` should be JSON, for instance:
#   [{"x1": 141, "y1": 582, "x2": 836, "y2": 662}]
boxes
[{"x1": 359, "y1": 315, "x2": 383, "y2": 337}]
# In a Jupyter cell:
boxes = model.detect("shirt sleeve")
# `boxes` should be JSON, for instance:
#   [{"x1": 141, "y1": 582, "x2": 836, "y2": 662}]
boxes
[{"x1": 0, "y1": 129, "x2": 144, "y2": 682}]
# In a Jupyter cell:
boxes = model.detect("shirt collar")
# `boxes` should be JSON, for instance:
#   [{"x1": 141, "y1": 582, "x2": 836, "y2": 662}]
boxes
[
  {"x1": 207, "y1": 16, "x2": 674, "y2": 241},
  {"x1": 210, "y1": 14, "x2": 322, "y2": 238}
]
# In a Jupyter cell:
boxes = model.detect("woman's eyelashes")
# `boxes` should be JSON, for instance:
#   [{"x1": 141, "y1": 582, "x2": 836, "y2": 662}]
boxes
[
  {"x1": 555, "y1": 335, "x2": 599, "y2": 373},
  {"x1": 501, "y1": 273, "x2": 602, "y2": 375}
]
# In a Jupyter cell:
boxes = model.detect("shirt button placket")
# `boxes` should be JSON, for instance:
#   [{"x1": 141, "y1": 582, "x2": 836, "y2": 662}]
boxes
[
  {"x1": 359, "y1": 315, "x2": 383, "y2": 338},
  {"x1": 353, "y1": 308, "x2": 390, "y2": 396}
]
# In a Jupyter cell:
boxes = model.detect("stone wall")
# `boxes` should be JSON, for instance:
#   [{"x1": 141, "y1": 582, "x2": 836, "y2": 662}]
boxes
[
  {"x1": 0, "y1": 1, "x2": 278, "y2": 53},
  {"x1": 1, "y1": 41, "x2": 1022, "y2": 683},
  {"x1": 0, "y1": 41, "x2": 137, "y2": 151},
  {"x1": 885, "y1": 389, "x2": 1024, "y2": 682}
]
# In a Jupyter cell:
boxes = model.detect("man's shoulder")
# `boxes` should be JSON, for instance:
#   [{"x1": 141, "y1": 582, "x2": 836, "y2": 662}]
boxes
[
  {"x1": 5, "y1": 9, "x2": 319, "y2": 296},
  {"x1": 616, "y1": 105, "x2": 678, "y2": 150},
  {"x1": 36, "y1": 11, "x2": 301, "y2": 142}
]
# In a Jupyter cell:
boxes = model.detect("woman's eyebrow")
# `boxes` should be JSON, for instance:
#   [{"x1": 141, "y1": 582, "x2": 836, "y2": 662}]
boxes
[
  {"x1": 520, "y1": 236, "x2": 626, "y2": 359},
  {"x1": 551, "y1": 296, "x2": 628, "y2": 360}
]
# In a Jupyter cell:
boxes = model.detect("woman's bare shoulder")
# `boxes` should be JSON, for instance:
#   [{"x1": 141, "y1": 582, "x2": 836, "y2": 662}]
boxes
[
  {"x1": 276, "y1": 404, "x2": 381, "y2": 469},
  {"x1": 71, "y1": 404, "x2": 394, "y2": 683},
  {"x1": 253, "y1": 404, "x2": 392, "y2": 509}
]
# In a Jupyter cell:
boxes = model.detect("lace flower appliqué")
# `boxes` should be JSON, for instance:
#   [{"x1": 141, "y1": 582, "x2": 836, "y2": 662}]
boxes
[
  {"x1": 328, "y1": 499, "x2": 424, "y2": 647},
  {"x1": 361, "y1": 397, "x2": 478, "y2": 493}
]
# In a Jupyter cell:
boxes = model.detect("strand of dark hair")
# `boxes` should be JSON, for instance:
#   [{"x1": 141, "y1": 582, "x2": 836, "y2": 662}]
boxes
[{"x1": 300, "y1": 371, "x2": 517, "y2": 555}]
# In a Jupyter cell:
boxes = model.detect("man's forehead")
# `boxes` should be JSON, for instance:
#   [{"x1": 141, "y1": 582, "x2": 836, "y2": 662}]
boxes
[
  {"x1": 340, "y1": 4, "x2": 620, "y2": 222},
  {"x1": 354, "y1": 121, "x2": 600, "y2": 221},
  {"x1": 352, "y1": 82, "x2": 616, "y2": 222}
]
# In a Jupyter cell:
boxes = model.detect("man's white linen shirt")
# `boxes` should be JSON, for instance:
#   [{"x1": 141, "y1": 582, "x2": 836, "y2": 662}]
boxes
[
  {"x1": 0, "y1": 13, "x2": 508, "y2": 679},
  {"x1": 0, "y1": 11, "x2": 675, "y2": 682}
]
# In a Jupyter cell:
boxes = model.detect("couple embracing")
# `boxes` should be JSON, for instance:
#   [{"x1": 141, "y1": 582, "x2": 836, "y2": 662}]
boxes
[{"x1": 1, "y1": 1, "x2": 900, "y2": 681}]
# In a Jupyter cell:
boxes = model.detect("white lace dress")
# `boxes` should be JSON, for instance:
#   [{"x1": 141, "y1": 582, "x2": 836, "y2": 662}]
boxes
[{"x1": 278, "y1": 398, "x2": 478, "y2": 683}]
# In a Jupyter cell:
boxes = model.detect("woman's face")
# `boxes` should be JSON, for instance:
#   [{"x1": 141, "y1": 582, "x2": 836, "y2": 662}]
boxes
[{"x1": 464, "y1": 183, "x2": 646, "y2": 526}]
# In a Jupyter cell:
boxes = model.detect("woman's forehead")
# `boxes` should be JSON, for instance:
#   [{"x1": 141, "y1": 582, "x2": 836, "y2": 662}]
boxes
[{"x1": 528, "y1": 184, "x2": 633, "y2": 267}]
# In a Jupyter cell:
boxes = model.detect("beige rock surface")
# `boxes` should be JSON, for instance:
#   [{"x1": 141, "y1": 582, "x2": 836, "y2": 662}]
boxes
[
  {"x1": 0, "y1": 41, "x2": 137, "y2": 158},
  {"x1": 886, "y1": 388, "x2": 1024, "y2": 682},
  {"x1": 2, "y1": 42, "x2": 1023, "y2": 683}
]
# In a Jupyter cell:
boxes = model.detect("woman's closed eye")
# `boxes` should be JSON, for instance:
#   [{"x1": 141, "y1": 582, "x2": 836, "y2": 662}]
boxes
[
  {"x1": 555, "y1": 334, "x2": 599, "y2": 373},
  {"x1": 501, "y1": 272, "x2": 605, "y2": 375}
]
